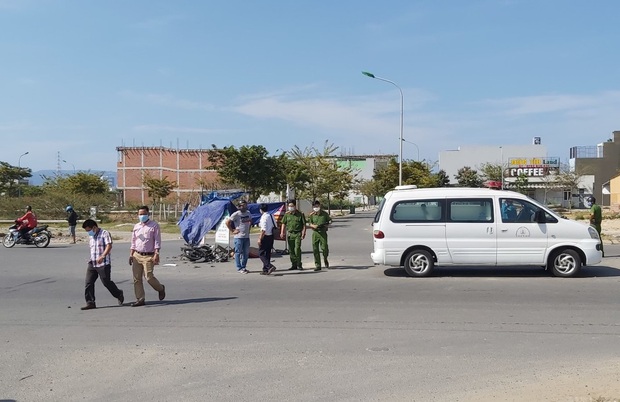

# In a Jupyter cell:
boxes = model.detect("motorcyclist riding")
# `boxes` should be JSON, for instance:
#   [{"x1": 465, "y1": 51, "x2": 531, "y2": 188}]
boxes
[{"x1": 16, "y1": 205, "x2": 38, "y2": 240}]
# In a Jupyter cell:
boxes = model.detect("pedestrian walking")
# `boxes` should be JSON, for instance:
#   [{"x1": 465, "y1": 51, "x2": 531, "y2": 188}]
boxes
[
  {"x1": 258, "y1": 203, "x2": 277, "y2": 275},
  {"x1": 280, "y1": 200, "x2": 306, "y2": 270},
  {"x1": 129, "y1": 206, "x2": 166, "y2": 306},
  {"x1": 307, "y1": 200, "x2": 332, "y2": 271},
  {"x1": 589, "y1": 196, "x2": 604, "y2": 257},
  {"x1": 80, "y1": 219, "x2": 124, "y2": 310},
  {"x1": 226, "y1": 200, "x2": 252, "y2": 274},
  {"x1": 66, "y1": 205, "x2": 79, "y2": 244}
]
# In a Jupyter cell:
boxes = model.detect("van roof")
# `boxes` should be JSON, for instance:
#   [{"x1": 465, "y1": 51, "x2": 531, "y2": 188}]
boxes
[{"x1": 385, "y1": 187, "x2": 524, "y2": 199}]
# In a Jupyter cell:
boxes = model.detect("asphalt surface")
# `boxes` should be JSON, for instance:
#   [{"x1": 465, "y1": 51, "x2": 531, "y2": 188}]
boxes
[{"x1": 1, "y1": 211, "x2": 620, "y2": 401}]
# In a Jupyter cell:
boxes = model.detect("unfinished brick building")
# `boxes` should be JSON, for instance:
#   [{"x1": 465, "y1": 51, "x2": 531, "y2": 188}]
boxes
[{"x1": 116, "y1": 146, "x2": 219, "y2": 206}]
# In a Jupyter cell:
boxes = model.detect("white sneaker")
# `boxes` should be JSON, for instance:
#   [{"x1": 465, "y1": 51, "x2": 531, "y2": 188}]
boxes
[{"x1": 238, "y1": 269, "x2": 249, "y2": 274}]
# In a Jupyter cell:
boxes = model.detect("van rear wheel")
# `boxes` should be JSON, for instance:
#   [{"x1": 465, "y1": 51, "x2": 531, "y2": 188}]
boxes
[
  {"x1": 548, "y1": 249, "x2": 581, "y2": 277},
  {"x1": 403, "y1": 249, "x2": 434, "y2": 277}
]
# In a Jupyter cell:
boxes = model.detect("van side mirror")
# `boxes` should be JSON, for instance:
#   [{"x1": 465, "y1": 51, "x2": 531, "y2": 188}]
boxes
[{"x1": 534, "y1": 210, "x2": 546, "y2": 223}]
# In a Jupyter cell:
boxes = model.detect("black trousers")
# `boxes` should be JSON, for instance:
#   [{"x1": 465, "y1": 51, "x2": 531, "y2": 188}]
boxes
[
  {"x1": 18, "y1": 228, "x2": 31, "y2": 239},
  {"x1": 85, "y1": 262, "x2": 122, "y2": 304},
  {"x1": 258, "y1": 235, "x2": 275, "y2": 271}
]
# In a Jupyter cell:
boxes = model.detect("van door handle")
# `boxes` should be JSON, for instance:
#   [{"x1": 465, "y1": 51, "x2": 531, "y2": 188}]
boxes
[{"x1": 501, "y1": 229, "x2": 508, "y2": 232}]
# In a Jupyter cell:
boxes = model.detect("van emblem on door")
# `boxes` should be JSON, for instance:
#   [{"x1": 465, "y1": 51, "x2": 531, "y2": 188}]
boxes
[{"x1": 516, "y1": 227, "x2": 531, "y2": 237}]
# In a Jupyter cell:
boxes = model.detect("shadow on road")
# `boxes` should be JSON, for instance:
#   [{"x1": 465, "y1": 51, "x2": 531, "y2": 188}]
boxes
[
  {"x1": 383, "y1": 265, "x2": 620, "y2": 278},
  {"x1": 144, "y1": 297, "x2": 237, "y2": 307},
  {"x1": 328, "y1": 265, "x2": 372, "y2": 270},
  {"x1": 580, "y1": 264, "x2": 620, "y2": 277}
]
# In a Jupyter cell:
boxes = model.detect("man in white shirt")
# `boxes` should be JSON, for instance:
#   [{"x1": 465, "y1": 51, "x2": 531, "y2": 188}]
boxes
[{"x1": 257, "y1": 203, "x2": 277, "y2": 275}]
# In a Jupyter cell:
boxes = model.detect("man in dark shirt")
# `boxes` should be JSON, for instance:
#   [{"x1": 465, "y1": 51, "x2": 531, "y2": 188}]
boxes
[{"x1": 66, "y1": 205, "x2": 79, "y2": 244}]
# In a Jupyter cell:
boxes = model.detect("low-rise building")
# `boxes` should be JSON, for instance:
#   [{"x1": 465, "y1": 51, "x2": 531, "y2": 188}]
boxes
[
  {"x1": 571, "y1": 130, "x2": 620, "y2": 207},
  {"x1": 116, "y1": 146, "x2": 218, "y2": 206}
]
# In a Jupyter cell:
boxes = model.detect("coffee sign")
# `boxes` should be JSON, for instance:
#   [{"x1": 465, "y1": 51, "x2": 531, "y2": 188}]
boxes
[{"x1": 506, "y1": 157, "x2": 559, "y2": 177}]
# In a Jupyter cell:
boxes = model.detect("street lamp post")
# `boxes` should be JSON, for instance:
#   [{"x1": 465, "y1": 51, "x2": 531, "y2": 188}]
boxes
[
  {"x1": 402, "y1": 139, "x2": 420, "y2": 161},
  {"x1": 17, "y1": 151, "x2": 29, "y2": 198},
  {"x1": 362, "y1": 71, "x2": 404, "y2": 186},
  {"x1": 62, "y1": 159, "x2": 76, "y2": 174}
]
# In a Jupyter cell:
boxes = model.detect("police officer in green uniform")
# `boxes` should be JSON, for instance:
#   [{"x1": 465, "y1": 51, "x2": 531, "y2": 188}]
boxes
[
  {"x1": 280, "y1": 200, "x2": 306, "y2": 270},
  {"x1": 307, "y1": 200, "x2": 332, "y2": 271},
  {"x1": 589, "y1": 196, "x2": 603, "y2": 257}
]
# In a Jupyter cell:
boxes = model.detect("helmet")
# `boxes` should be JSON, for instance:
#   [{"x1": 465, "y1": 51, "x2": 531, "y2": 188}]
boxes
[{"x1": 66, "y1": 205, "x2": 73, "y2": 212}]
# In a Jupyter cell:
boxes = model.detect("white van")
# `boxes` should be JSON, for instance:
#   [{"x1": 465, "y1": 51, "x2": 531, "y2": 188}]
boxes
[{"x1": 371, "y1": 187, "x2": 602, "y2": 277}]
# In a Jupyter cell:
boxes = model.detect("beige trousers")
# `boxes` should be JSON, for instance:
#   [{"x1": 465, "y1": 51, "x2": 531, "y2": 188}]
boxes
[{"x1": 132, "y1": 253, "x2": 163, "y2": 301}]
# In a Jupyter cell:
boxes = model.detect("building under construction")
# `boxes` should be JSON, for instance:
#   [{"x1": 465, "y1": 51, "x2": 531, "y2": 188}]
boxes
[{"x1": 116, "y1": 146, "x2": 219, "y2": 206}]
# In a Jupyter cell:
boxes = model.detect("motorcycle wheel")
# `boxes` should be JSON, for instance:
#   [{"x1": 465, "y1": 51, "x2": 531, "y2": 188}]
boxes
[
  {"x1": 3, "y1": 235, "x2": 16, "y2": 248},
  {"x1": 182, "y1": 247, "x2": 206, "y2": 262},
  {"x1": 34, "y1": 233, "x2": 51, "y2": 248}
]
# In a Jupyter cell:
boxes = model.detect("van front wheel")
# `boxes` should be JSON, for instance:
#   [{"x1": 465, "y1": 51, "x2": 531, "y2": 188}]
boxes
[
  {"x1": 548, "y1": 249, "x2": 581, "y2": 277},
  {"x1": 403, "y1": 250, "x2": 434, "y2": 277}
]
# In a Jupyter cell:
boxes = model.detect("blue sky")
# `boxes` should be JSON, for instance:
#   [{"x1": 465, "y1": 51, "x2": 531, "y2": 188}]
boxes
[{"x1": 1, "y1": 0, "x2": 619, "y2": 173}]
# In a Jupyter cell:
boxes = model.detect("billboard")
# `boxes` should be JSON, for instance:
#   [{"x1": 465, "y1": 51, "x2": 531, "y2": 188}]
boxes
[{"x1": 506, "y1": 157, "x2": 559, "y2": 178}]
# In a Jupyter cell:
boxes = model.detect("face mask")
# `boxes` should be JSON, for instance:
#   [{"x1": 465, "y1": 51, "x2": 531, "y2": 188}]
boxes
[
  {"x1": 288, "y1": 207, "x2": 295, "y2": 212},
  {"x1": 313, "y1": 207, "x2": 320, "y2": 212},
  {"x1": 139, "y1": 214, "x2": 149, "y2": 223},
  {"x1": 87, "y1": 230, "x2": 95, "y2": 237}
]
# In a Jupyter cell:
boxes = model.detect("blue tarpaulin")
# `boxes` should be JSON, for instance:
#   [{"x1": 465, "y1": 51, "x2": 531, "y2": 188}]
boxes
[
  {"x1": 179, "y1": 200, "x2": 237, "y2": 246},
  {"x1": 246, "y1": 202, "x2": 286, "y2": 225},
  {"x1": 179, "y1": 200, "x2": 285, "y2": 246}
]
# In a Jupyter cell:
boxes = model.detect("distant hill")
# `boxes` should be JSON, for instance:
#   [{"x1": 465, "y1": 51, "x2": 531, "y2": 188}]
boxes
[{"x1": 28, "y1": 170, "x2": 116, "y2": 187}]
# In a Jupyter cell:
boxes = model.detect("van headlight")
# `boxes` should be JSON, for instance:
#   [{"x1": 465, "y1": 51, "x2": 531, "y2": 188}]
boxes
[{"x1": 588, "y1": 226, "x2": 600, "y2": 240}]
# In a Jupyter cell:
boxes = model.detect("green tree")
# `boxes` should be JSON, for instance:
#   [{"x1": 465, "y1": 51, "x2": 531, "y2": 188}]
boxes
[
  {"x1": 433, "y1": 169, "x2": 450, "y2": 187},
  {"x1": 324, "y1": 167, "x2": 354, "y2": 212},
  {"x1": 403, "y1": 160, "x2": 437, "y2": 188},
  {"x1": 553, "y1": 165, "x2": 586, "y2": 210},
  {"x1": 0, "y1": 162, "x2": 32, "y2": 196},
  {"x1": 143, "y1": 174, "x2": 176, "y2": 205},
  {"x1": 514, "y1": 173, "x2": 530, "y2": 194},
  {"x1": 207, "y1": 145, "x2": 286, "y2": 201},
  {"x1": 372, "y1": 158, "x2": 437, "y2": 194},
  {"x1": 454, "y1": 166, "x2": 483, "y2": 187},
  {"x1": 479, "y1": 162, "x2": 503, "y2": 182},
  {"x1": 287, "y1": 141, "x2": 354, "y2": 203},
  {"x1": 354, "y1": 178, "x2": 384, "y2": 206},
  {"x1": 34, "y1": 172, "x2": 115, "y2": 219},
  {"x1": 42, "y1": 172, "x2": 109, "y2": 195},
  {"x1": 372, "y1": 159, "x2": 399, "y2": 195}
]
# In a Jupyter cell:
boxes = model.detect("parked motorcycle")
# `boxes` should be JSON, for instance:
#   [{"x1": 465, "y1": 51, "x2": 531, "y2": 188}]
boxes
[{"x1": 3, "y1": 222, "x2": 52, "y2": 248}]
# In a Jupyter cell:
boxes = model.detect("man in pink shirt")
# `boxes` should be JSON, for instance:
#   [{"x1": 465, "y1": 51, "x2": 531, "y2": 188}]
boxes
[{"x1": 129, "y1": 206, "x2": 166, "y2": 307}]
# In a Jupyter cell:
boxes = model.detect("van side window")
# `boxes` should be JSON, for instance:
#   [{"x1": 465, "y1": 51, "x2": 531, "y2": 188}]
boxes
[
  {"x1": 500, "y1": 198, "x2": 519, "y2": 222},
  {"x1": 501, "y1": 198, "x2": 558, "y2": 224},
  {"x1": 391, "y1": 200, "x2": 444, "y2": 222},
  {"x1": 448, "y1": 199, "x2": 493, "y2": 223}
]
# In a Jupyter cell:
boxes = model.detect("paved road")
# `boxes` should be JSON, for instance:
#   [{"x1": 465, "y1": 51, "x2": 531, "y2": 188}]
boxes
[{"x1": 1, "y1": 212, "x2": 620, "y2": 401}]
